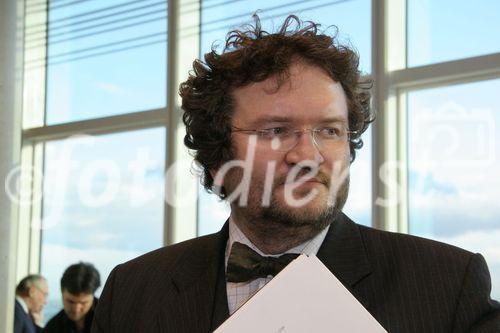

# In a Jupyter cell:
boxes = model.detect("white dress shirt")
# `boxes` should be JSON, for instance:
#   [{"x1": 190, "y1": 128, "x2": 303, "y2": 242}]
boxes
[
  {"x1": 225, "y1": 216, "x2": 330, "y2": 314},
  {"x1": 16, "y1": 296, "x2": 29, "y2": 314}
]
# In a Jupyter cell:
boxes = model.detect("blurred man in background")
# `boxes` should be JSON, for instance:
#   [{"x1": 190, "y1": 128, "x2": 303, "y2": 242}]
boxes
[
  {"x1": 43, "y1": 262, "x2": 100, "y2": 333},
  {"x1": 15, "y1": 274, "x2": 48, "y2": 333}
]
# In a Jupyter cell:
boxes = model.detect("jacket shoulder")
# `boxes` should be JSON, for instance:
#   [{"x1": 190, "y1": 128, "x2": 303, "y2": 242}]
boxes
[
  {"x1": 358, "y1": 224, "x2": 473, "y2": 263},
  {"x1": 113, "y1": 231, "x2": 221, "y2": 278},
  {"x1": 356, "y1": 224, "x2": 476, "y2": 283},
  {"x1": 354, "y1": 223, "x2": 500, "y2": 330},
  {"x1": 91, "y1": 231, "x2": 224, "y2": 332}
]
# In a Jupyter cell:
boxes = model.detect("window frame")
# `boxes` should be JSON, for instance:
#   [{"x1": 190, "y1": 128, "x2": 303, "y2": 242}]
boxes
[
  {"x1": 16, "y1": 0, "x2": 200, "y2": 281},
  {"x1": 371, "y1": 0, "x2": 500, "y2": 233}
]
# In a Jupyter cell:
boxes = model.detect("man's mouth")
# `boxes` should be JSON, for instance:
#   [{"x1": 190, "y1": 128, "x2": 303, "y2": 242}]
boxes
[
  {"x1": 281, "y1": 176, "x2": 329, "y2": 192},
  {"x1": 285, "y1": 173, "x2": 329, "y2": 186},
  {"x1": 287, "y1": 178, "x2": 322, "y2": 185}
]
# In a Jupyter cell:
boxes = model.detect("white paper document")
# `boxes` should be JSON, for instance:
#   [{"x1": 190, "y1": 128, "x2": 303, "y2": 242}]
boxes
[{"x1": 215, "y1": 254, "x2": 387, "y2": 333}]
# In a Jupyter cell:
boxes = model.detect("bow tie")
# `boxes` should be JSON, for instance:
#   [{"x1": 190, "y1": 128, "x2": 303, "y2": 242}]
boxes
[{"x1": 226, "y1": 242, "x2": 300, "y2": 283}]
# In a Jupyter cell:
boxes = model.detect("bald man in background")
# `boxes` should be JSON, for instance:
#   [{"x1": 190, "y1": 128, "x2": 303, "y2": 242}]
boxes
[{"x1": 14, "y1": 274, "x2": 48, "y2": 333}]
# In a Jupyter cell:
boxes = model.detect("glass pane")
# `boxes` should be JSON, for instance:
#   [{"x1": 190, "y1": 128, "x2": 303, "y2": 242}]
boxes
[
  {"x1": 408, "y1": 79, "x2": 500, "y2": 300},
  {"x1": 200, "y1": 0, "x2": 371, "y2": 73},
  {"x1": 40, "y1": 128, "x2": 165, "y2": 321},
  {"x1": 42, "y1": 0, "x2": 167, "y2": 124},
  {"x1": 343, "y1": 127, "x2": 371, "y2": 226},
  {"x1": 408, "y1": 0, "x2": 500, "y2": 67},
  {"x1": 197, "y1": 186, "x2": 230, "y2": 236}
]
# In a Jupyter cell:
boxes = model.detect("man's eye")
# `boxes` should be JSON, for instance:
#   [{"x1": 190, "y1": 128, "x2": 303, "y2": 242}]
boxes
[
  {"x1": 261, "y1": 127, "x2": 289, "y2": 138},
  {"x1": 320, "y1": 127, "x2": 341, "y2": 137}
]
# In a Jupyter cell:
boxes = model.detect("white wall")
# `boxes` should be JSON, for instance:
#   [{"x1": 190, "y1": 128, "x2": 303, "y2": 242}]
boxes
[{"x1": 0, "y1": 0, "x2": 24, "y2": 331}]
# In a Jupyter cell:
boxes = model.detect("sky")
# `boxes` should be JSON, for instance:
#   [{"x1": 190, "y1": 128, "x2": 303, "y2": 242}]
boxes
[
  {"x1": 407, "y1": 79, "x2": 500, "y2": 301},
  {"x1": 25, "y1": 0, "x2": 500, "y2": 321},
  {"x1": 40, "y1": 128, "x2": 166, "y2": 318}
]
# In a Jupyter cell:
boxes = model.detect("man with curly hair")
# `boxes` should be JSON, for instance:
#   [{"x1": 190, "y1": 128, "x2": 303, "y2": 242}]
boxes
[{"x1": 92, "y1": 15, "x2": 499, "y2": 332}]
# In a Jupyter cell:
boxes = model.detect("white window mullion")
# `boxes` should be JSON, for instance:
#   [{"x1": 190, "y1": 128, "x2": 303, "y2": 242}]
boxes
[
  {"x1": 391, "y1": 53, "x2": 500, "y2": 91},
  {"x1": 17, "y1": 0, "x2": 47, "y2": 281},
  {"x1": 23, "y1": 108, "x2": 169, "y2": 142},
  {"x1": 372, "y1": 0, "x2": 408, "y2": 232},
  {"x1": 165, "y1": 0, "x2": 201, "y2": 245},
  {"x1": 1, "y1": 2, "x2": 26, "y2": 330}
]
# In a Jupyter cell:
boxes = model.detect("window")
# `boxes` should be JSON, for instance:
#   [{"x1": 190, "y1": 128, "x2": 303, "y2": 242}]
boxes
[
  {"x1": 40, "y1": 128, "x2": 165, "y2": 319},
  {"x1": 343, "y1": 128, "x2": 371, "y2": 226},
  {"x1": 201, "y1": 0, "x2": 371, "y2": 72},
  {"x1": 40, "y1": 0, "x2": 167, "y2": 125},
  {"x1": 407, "y1": 0, "x2": 500, "y2": 67},
  {"x1": 408, "y1": 79, "x2": 500, "y2": 299},
  {"x1": 403, "y1": 0, "x2": 500, "y2": 299},
  {"x1": 19, "y1": 0, "x2": 171, "y2": 322}
]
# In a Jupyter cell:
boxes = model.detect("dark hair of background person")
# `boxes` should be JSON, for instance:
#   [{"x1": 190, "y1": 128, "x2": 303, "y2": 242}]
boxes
[
  {"x1": 15, "y1": 274, "x2": 45, "y2": 297},
  {"x1": 60, "y1": 262, "x2": 101, "y2": 295},
  {"x1": 180, "y1": 14, "x2": 374, "y2": 198}
]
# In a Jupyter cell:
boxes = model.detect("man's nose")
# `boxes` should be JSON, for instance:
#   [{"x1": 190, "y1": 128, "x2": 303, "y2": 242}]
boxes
[{"x1": 284, "y1": 130, "x2": 324, "y2": 165}]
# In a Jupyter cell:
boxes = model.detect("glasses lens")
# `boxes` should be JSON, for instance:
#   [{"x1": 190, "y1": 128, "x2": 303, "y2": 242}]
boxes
[
  {"x1": 270, "y1": 136, "x2": 294, "y2": 151},
  {"x1": 265, "y1": 128, "x2": 350, "y2": 151}
]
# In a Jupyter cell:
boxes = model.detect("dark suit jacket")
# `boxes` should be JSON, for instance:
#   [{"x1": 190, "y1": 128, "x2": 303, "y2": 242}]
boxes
[
  {"x1": 14, "y1": 299, "x2": 41, "y2": 333},
  {"x1": 91, "y1": 214, "x2": 500, "y2": 332}
]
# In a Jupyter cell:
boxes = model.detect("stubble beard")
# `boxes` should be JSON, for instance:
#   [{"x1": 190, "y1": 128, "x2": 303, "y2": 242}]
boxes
[{"x1": 226, "y1": 168, "x2": 350, "y2": 254}]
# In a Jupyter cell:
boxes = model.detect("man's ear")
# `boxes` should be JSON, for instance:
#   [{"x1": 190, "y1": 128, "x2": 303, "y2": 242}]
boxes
[{"x1": 28, "y1": 286, "x2": 36, "y2": 298}]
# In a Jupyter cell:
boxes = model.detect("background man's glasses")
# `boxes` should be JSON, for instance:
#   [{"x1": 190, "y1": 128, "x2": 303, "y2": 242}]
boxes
[{"x1": 232, "y1": 125, "x2": 356, "y2": 152}]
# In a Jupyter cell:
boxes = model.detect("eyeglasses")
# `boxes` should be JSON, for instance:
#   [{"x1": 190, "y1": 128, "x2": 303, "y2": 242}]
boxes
[{"x1": 232, "y1": 125, "x2": 356, "y2": 152}]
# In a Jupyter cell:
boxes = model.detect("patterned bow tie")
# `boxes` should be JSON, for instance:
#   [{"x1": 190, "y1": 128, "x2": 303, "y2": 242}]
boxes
[{"x1": 226, "y1": 242, "x2": 300, "y2": 283}]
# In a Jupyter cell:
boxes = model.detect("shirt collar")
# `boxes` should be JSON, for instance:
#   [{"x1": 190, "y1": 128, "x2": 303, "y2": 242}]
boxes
[
  {"x1": 16, "y1": 296, "x2": 29, "y2": 314},
  {"x1": 225, "y1": 215, "x2": 330, "y2": 266}
]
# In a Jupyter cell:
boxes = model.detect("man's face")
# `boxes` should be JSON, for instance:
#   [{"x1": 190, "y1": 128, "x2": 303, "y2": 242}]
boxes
[
  {"x1": 28, "y1": 279, "x2": 48, "y2": 313},
  {"x1": 222, "y1": 61, "x2": 351, "y2": 229},
  {"x1": 62, "y1": 290, "x2": 94, "y2": 322}
]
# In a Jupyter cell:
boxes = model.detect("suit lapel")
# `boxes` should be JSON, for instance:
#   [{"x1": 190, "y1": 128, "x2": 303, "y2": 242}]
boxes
[
  {"x1": 155, "y1": 214, "x2": 370, "y2": 332},
  {"x1": 15, "y1": 299, "x2": 37, "y2": 333},
  {"x1": 156, "y1": 223, "x2": 229, "y2": 333},
  {"x1": 211, "y1": 253, "x2": 230, "y2": 330},
  {"x1": 317, "y1": 213, "x2": 372, "y2": 288}
]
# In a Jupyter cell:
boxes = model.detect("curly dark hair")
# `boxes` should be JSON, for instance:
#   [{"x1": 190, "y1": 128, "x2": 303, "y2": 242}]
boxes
[{"x1": 180, "y1": 14, "x2": 373, "y2": 198}]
